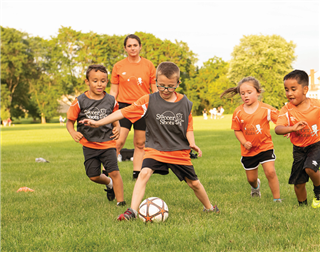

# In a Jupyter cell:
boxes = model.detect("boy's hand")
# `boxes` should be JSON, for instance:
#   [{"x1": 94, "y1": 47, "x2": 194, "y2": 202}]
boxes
[
  {"x1": 243, "y1": 141, "x2": 252, "y2": 150},
  {"x1": 291, "y1": 121, "x2": 307, "y2": 132},
  {"x1": 79, "y1": 119, "x2": 99, "y2": 128},
  {"x1": 111, "y1": 125, "x2": 120, "y2": 140},
  {"x1": 71, "y1": 131, "x2": 83, "y2": 143},
  {"x1": 190, "y1": 144, "x2": 202, "y2": 157}
]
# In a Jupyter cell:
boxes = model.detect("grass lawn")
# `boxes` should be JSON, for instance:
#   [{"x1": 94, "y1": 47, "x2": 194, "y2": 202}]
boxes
[{"x1": 1, "y1": 115, "x2": 319, "y2": 251}]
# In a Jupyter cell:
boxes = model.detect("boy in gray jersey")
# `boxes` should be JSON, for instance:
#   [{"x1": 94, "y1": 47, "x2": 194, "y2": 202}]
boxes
[{"x1": 80, "y1": 62, "x2": 220, "y2": 220}]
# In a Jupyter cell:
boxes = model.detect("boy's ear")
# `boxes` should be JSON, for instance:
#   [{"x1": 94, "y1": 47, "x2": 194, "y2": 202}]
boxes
[
  {"x1": 85, "y1": 79, "x2": 90, "y2": 86},
  {"x1": 303, "y1": 85, "x2": 309, "y2": 95}
]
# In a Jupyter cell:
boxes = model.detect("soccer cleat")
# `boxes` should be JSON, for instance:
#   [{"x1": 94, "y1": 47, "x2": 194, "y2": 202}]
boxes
[
  {"x1": 104, "y1": 186, "x2": 115, "y2": 201},
  {"x1": 311, "y1": 195, "x2": 320, "y2": 209},
  {"x1": 203, "y1": 205, "x2": 220, "y2": 213},
  {"x1": 117, "y1": 208, "x2": 136, "y2": 221},
  {"x1": 251, "y1": 178, "x2": 261, "y2": 198},
  {"x1": 117, "y1": 201, "x2": 126, "y2": 207}
]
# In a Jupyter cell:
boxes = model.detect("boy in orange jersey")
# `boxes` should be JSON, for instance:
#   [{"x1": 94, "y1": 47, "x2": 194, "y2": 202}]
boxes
[
  {"x1": 275, "y1": 70, "x2": 320, "y2": 208},
  {"x1": 80, "y1": 62, "x2": 220, "y2": 220},
  {"x1": 66, "y1": 64, "x2": 126, "y2": 206}
]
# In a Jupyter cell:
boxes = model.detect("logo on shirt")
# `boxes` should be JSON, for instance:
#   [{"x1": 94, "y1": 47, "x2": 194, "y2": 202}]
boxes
[
  {"x1": 84, "y1": 107, "x2": 108, "y2": 120},
  {"x1": 244, "y1": 124, "x2": 262, "y2": 135},
  {"x1": 312, "y1": 160, "x2": 318, "y2": 167},
  {"x1": 256, "y1": 124, "x2": 262, "y2": 134},
  {"x1": 127, "y1": 76, "x2": 144, "y2": 86},
  {"x1": 156, "y1": 111, "x2": 184, "y2": 126},
  {"x1": 311, "y1": 124, "x2": 319, "y2": 137},
  {"x1": 122, "y1": 72, "x2": 126, "y2": 75}
]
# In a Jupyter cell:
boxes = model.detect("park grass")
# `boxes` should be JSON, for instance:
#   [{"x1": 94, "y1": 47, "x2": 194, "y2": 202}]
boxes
[{"x1": 1, "y1": 115, "x2": 319, "y2": 252}]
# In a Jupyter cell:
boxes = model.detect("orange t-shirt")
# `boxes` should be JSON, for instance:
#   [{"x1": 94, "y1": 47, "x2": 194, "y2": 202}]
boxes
[
  {"x1": 121, "y1": 93, "x2": 193, "y2": 165},
  {"x1": 231, "y1": 101, "x2": 279, "y2": 157},
  {"x1": 67, "y1": 91, "x2": 119, "y2": 149},
  {"x1": 111, "y1": 57, "x2": 156, "y2": 104},
  {"x1": 276, "y1": 98, "x2": 320, "y2": 147}
]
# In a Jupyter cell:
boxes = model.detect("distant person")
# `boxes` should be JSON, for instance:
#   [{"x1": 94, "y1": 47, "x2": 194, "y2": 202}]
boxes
[
  {"x1": 221, "y1": 76, "x2": 281, "y2": 202},
  {"x1": 80, "y1": 62, "x2": 220, "y2": 221},
  {"x1": 66, "y1": 64, "x2": 126, "y2": 206},
  {"x1": 275, "y1": 70, "x2": 320, "y2": 208},
  {"x1": 7, "y1": 118, "x2": 12, "y2": 126},
  {"x1": 59, "y1": 115, "x2": 65, "y2": 126},
  {"x1": 110, "y1": 34, "x2": 157, "y2": 180},
  {"x1": 217, "y1": 106, "x2": 224, "y2": 119},
  {"x1": 209, "y1": 108, "x2": 217, "y2": 119},
  {"x1": 202, "y1": 108, "x2": 208, "y2": 120}
]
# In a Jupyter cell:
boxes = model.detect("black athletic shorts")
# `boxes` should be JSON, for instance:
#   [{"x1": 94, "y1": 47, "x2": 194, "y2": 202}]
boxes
[
  {"x1": 83, "y1": 146, "x2": 119, "y2": 178},
  {"x1": 241, "y1": 149, "x2": 276, "y2": 170},
  {"x1": 289, "y1": 141, "x2": 320, "y2": 185},
  {"x1": 141, "y1": 158, "x2": 198, "y2": 182},
  {"x1": 118, "y1": 102, "x2": 146, "y2": 131}
]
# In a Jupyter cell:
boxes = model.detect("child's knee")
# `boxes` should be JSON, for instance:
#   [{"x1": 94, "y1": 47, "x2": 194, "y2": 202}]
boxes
[
  {"x1": 138, "y1": 169, "x2": 152, "y2": 181},
  {"x1": 187, "y1": 179, "x2": 201, "y2": 190},
  {"x1": 108, "y1": 170, "x2": 120, "y2": 179},
  {"x1": 134, "y1": 141, "x2": 145, "y2": 150},
  {"x1": 89, "y1": 176, "x2": 99, "y2": 182},
  {"x1": 265, "y1": 169, "x2": 276, "y2": 180}
]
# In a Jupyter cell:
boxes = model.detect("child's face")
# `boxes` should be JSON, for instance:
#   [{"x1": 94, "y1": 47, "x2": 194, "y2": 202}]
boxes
[
  {"x1": 239, "y1": 82, "x2": 260, "y2": 106},
  {"x1": 125, "y1": 38, "x2": 141, "y2": 58},
  {"x1": 284, "y1": 78, "x2": 308, "y2": 106},
  {"x1": 157, "y1": 74, "x2": 179, "y2": 101},
  {"x1": 85, "y1": 70, "x2": 108, "y2": 99}
]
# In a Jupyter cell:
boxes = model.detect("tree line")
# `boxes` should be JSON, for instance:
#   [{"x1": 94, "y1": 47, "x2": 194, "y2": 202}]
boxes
[{"x1": 1, "y1": 26, "x2": 296, "y2": 123}]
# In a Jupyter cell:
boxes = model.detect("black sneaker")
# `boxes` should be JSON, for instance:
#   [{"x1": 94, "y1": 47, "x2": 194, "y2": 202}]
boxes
[
  {"x1": 104, "y1": 186, "x2": 115, "y2": 201},
  {"x1": 117, "y1": 201, "x2": 126, "y2": 207}
]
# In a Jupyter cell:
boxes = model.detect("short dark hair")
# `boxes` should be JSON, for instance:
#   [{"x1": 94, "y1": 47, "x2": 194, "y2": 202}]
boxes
[
  {"x1": 156, "y1": 62, "x2": 180, "y2": 82},
  {"x1": 86, "y1": 64, "x2": 108, "y2": 80},
  {"x1": 124, "y1": 34, "x2": 141, "y2": 47},
  {"x1": 283, "y1": 70, "x2": 309, "y2": 87}
]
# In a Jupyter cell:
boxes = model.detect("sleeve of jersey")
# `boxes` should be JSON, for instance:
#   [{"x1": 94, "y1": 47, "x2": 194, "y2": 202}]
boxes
[
  {"x1": 270, "y1": 107, "x2": 279, "y2": 124},
  {"x1": 112, "y1": 101, "x2": 119, "y2": 112},
  {"x1": 186, "y1": 113, "x2": 193, "y2": 132},
  {"x1": 231, "y1": 110, "x2": 241, "y2": 130},
  {"x1": 110, "y1": 64, "x2": 119, "y2": 84},
  {"x1": 121, "y1": 95, "x2": 149, "y2": 123},
  {"x1": 67, "y1": 99, "x2": 80, "y2": 121},
  {"x1": 276, "y1": 107, "x2": 289, "y2": 126}
]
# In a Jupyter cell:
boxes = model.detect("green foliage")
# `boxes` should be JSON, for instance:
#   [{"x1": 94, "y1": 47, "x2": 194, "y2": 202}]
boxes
[{"x1": 228, "y1": 34, "x2": 296, "y2": 109}]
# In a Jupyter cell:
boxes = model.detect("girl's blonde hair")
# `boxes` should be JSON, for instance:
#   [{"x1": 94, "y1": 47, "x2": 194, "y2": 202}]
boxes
[{"x1": 220, "y1": 76, "x2": 262, "y2": 98}]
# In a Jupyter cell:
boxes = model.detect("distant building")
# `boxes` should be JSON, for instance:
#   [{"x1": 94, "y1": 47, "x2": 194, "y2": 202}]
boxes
[{"x1": 307, "y1": 69, "x2": 320, "y2": 99}]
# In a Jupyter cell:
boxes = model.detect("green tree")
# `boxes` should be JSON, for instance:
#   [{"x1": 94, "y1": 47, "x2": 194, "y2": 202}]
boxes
[
  {"x1": 183, "y1": 57, "x2": 232, "y2": 114},
  {"x1": 228, "y1": 34, "x2": 296, "y2": 108}
]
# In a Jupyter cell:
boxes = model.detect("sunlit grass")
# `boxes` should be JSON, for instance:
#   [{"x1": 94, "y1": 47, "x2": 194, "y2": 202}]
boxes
[{"x1": 1, "y1": 117, "x2": 319, "y2": 251}]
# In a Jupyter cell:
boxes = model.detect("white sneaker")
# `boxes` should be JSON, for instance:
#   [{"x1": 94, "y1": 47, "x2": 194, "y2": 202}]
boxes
[
  {"x1": 117, "y1": 154, "x2": 122, "y2": 162},
  {"x1": 251, "y1": 178, "x2": 261, "y2": 198}
]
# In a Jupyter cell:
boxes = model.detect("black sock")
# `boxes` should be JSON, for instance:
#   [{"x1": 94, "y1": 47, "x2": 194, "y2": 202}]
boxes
[
  {"x1": 314, "y1": 185, "x2": 320, "y2": 199},
  {"x1": 133, "y1": 171, "x2": 140, "y2": 179},
  {"x1": 298, "y1": 199, "x2": 308, "y2": 206}
]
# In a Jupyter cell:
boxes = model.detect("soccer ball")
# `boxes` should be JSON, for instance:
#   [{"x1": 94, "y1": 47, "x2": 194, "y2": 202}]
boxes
[{"x1": 138, "y1": 197, "x2": 169, "y2": 223}]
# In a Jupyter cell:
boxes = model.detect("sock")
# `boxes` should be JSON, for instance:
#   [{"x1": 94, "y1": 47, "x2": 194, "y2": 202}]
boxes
[
  {"x1": 204, "y1": 205, "x2": 214, "y2": 211},
  {"x1": 298, "y1": 199, "x2": 308, "y2": 206},
  {"x1": 313, "y1": 185, "x2": 320, "y2": 199},
  {"x1": 131, "y1": 208, "x2": 138, "y2": 217},
  {"x1": 133, "y1": 171, "x2": 140, "y2": 179},
  {"x1": 273, "y1": 198, "x2": 281, "y2": 202},
  {"x1": 106, "y1": 177, "x2": 113, "y2": 189},
  {"x1": 253, "y1": 182, "x2": 260, "y2": 189}
]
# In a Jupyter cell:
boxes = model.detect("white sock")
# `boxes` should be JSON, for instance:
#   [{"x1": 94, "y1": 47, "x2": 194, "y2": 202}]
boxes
[
  {"x1": 106, "y1": 177, "x2": 113, "y2": 189},
  {"x1": 204, "y1": 204, "x2": 214, "y2": 211}
]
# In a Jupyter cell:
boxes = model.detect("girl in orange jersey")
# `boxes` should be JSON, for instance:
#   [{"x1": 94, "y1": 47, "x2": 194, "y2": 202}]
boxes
[
  {"x1": 80, "y1": 62, "x2": 220, "y2": 220},
  {"x1": 221, "y1": 77, "x2": 281, "y2": 202}
]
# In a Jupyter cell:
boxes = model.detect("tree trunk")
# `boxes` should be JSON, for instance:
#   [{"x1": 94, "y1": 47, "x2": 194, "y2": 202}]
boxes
[{"x1": 41, "y1": 113, "x2": 46, "y2": 124}]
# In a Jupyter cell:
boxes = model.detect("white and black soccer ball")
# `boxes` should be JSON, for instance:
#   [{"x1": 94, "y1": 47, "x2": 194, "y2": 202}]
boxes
[{"x1": 138, "y1": 197, "x2": 169, "y2": 223}]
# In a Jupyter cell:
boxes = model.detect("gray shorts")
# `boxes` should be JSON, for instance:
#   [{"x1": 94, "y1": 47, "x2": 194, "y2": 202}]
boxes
[{"x1": 289, "y1": 141, "x2": 320, "y2": 185}]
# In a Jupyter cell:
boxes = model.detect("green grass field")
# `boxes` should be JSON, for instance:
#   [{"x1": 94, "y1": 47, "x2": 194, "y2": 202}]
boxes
[{"x1": 1, "y1": 115, "x2": 319, "y2": 252}]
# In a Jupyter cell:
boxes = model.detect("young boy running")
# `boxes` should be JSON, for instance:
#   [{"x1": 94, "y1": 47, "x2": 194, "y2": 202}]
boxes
[
  {"x1": 66, "y1": 64, "x2": 125, "y2": 206},
  {"x1": 80, "y1": 62, "x2": 220, "y2": 220},
  {"x1": 275, "y1": 70, "x2": 320, "y2": 208}
]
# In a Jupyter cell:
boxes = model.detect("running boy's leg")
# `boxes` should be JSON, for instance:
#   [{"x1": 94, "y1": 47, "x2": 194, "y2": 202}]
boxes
[
  {"x1": 108, "y1": 170, "x2": 124, "y2": 202},
  {"x1": 294, "y1": 183, "x2": 307, "y2": 202},
  {"x1": 116, "y1": 127, "x2": 130, "y2": 156},
  {"x1": 261, "y1": 161, "x2": 280, "y2": 199},
  {"x1": 245, "y1": 168, "x2": 259, "y2": 188},
  {"x1": 132, "y1": 129, "x2": 146, "y2": 174},
  {"x1": 185, "y1": 178, "x2": 211, "y2": 209}
]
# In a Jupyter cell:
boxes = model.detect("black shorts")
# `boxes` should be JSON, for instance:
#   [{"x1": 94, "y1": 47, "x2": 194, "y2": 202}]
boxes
[
  {"x1": 289, "y1": 141, "x2": 320, "y2": 185},
  {"x1": 241, "y1": 149, "x2": 276, "y2": 170},
  {"x1": 83, "y1": 146, "x2": 119, "y2": 178},
  {"x1": 118, "y1": 102, "x2": 146, "y2": 131},
  {"x1": 141, "y1": 158, "x2": 198, "y2": 182}
]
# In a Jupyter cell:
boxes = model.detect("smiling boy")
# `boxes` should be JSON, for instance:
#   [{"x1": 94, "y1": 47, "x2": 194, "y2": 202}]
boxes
[
  {"x1": 80, "y1": 62, "x2": 220, "y2": 220},
  {"x1": 275, "y1": 70, "x2": 320, "y2": 208}
]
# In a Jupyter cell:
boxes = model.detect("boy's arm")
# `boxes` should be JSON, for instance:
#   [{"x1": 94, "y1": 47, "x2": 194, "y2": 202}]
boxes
[
  {"x1": 186, "y1": 131, "x2": 202, "y2": 157},
  {"x1": 79, "y1": 110, "x2": 124, "y2": 128},
  {"x1": 111, "y1": 120, "x2": 121, "y2": 140},
  {"x1": 109, "y1": 84, "x2": 119, "y2": 99},
  {"x1": 234, "y1": 130, "x2": 252, "y2": 150},
  {"x1": 151, "y1": 83, "x2": 158, "y2": 93},
  {"x1": 275, "y1": 121, "x2": 308, "y2": 135},
  {"x1": 66, "y1": 119, "x2": 83, "y2": 142}
]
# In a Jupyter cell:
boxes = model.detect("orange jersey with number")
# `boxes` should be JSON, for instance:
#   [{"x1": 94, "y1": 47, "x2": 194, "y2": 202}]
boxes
[
  {"x1": 276, "y1": 98, "x2": 320, "y2": 147},
  {"x1": 67, "y1": 91, "x2": 118, "y2": 149},
  {"x1": 111, "y1": 57, "x2": 156, "y2": 104},
  {"x1": 231, "y1": 102, "x2": 279, "y2": 157},
  {"x1": 121, "y1": 93, "x2": 193, "y2": 165}
]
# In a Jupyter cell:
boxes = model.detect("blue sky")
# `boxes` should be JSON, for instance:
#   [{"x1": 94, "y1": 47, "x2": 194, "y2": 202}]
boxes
[{"x1": 1, "y1": 0, "x2": 319, "y2": 79}]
